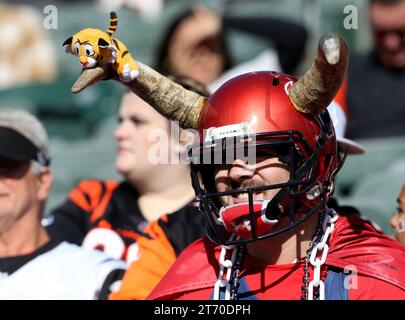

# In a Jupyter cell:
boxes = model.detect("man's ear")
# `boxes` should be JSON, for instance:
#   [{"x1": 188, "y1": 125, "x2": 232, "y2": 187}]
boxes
[
  {"x1": 98, "y1": 38, "x2": 118, "y2": 62},
  {"x1": 37, "y1": 168, "x2": 53, "y2": 203},
  {"x1": 63, "y1": 36, "x2": 74, "y2": 54}
]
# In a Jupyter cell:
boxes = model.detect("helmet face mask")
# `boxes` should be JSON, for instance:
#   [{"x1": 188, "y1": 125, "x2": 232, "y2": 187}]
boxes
[{"x1": 190, "y1": 122, "x2": 336, "y2": 245}]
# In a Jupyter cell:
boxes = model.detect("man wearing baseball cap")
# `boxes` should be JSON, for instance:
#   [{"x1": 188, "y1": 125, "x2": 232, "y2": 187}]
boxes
[{"x1": 0, "y1": 109, "x2": 126, "y2": 299}]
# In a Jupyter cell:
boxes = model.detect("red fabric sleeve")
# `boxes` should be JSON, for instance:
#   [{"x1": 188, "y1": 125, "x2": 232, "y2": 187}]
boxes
[{"x1": 350, "y1": 274, "x2": 405, "y2": 300}]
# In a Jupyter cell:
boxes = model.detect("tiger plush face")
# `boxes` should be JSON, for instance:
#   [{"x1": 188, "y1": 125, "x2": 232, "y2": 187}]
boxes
[
  {"x1": 63, "y1": 28, "x2": 117, "y2": 69},
  {"x1": 63, "y1": 11, "x2": 140, "y2": 82}
]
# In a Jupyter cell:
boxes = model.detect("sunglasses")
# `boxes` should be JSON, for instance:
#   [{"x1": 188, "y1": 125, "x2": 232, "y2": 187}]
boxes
[{"x1": 0, "y1": 157, "x2": 30, "y2": 178}]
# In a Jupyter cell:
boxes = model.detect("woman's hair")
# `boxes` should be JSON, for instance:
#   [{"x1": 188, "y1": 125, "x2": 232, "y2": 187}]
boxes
[{"x1": 155, "y1": 8, "x2": 232, "y2": 77}]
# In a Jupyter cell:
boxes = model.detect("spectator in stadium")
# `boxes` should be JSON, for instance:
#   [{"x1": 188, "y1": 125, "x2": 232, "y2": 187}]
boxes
[
  {"x1": 146, "y1": 33, "x2": 405, "y2": 301},
  {"x1": 71, "y1": 28, "x2": 405, "y2": 299},
  {"x1": 0, "y1": 109, "x2": 126, "y2": 299},
  {"x1": 46, "y1": 89, "x2": 206, "y2": 300},
  {"x1": 156, "y1": 5, "x2": 308, "y2": 93},
  {"x1": 391, "y1": 184, "x2": 405, "y2": 246},
  {"x1": 346, "y1": 0, "x2": 405, "y2": 139}
]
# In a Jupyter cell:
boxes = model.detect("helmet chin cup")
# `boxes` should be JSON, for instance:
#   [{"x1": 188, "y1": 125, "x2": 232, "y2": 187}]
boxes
[{"x1": 218, "y1": 201, "x2": 279, "y2": 239}]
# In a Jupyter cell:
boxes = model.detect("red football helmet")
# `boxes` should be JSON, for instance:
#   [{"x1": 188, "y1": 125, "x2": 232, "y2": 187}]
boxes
[
  {"x1": 188, "y1": 35, "x2": 348, "y2": 245},
  {"x1": 189, "y1": 72, "x2": 338, "y2": 244}
]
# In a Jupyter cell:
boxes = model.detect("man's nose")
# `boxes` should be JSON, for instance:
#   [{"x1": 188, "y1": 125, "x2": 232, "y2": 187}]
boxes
[{"x1": 229, "y1": 159, "x2": 256, "y2": 182}]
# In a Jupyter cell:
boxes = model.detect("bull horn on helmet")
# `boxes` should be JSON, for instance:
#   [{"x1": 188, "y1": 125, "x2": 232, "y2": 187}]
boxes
[
  {"x1": 288, "y1": 33, "x2": 348, "y2": 115},
  {"x1": 72, "y1": 66, "x2": 110, "y2": 94},
  {"x1": 71, "y1": 61, "x2": 205, "y2": 129}
]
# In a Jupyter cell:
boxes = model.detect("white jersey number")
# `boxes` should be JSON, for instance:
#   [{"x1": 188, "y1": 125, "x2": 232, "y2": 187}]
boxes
[{"x1": 82, "y1": 228, "x2": 141, "y2": 264}]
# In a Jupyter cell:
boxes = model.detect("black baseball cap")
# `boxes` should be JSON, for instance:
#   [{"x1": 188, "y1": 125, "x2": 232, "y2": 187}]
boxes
[{"x1": 0, "y1": 125, "x2": 50, "y2": 166}]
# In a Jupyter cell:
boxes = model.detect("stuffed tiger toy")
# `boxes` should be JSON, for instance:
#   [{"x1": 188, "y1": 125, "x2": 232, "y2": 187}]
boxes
[{"x1": 63, "y1": 12, "x2": 140, "y2": 82}]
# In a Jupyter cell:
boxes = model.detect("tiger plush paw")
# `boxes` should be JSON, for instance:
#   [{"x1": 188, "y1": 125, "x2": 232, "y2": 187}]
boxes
[{"x1": 119, "y1": 63, "x2": 140, "y2": 82}]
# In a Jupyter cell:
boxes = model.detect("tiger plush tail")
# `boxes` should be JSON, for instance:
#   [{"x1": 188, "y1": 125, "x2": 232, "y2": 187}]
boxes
[{"x1": 107, "y1": 11, "x2": 118, "y2": 36}]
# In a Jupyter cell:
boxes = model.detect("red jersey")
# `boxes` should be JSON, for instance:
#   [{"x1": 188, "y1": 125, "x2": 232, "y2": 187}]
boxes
[{"x1": 148, "y1": 213, "x2": 405, "y2": 300}]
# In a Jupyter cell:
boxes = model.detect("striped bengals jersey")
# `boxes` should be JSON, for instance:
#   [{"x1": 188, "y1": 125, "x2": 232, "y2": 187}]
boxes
[{"x1": 45, "y1": 180, "x2": 205, "y2": 299}]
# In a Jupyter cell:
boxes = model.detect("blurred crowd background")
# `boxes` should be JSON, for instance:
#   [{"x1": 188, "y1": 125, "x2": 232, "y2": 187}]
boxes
[{"x1": 0, "y1": 0, "x2": 404, "y2": 235}]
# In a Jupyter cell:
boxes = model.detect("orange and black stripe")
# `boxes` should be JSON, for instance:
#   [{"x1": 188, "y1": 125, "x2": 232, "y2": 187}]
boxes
[
  {"x1": 107, "y1": 11, "x2": 118, "y2": 36},
  {"x1": 68, "y1": 180, "x2": 119, "y2": 222}
]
